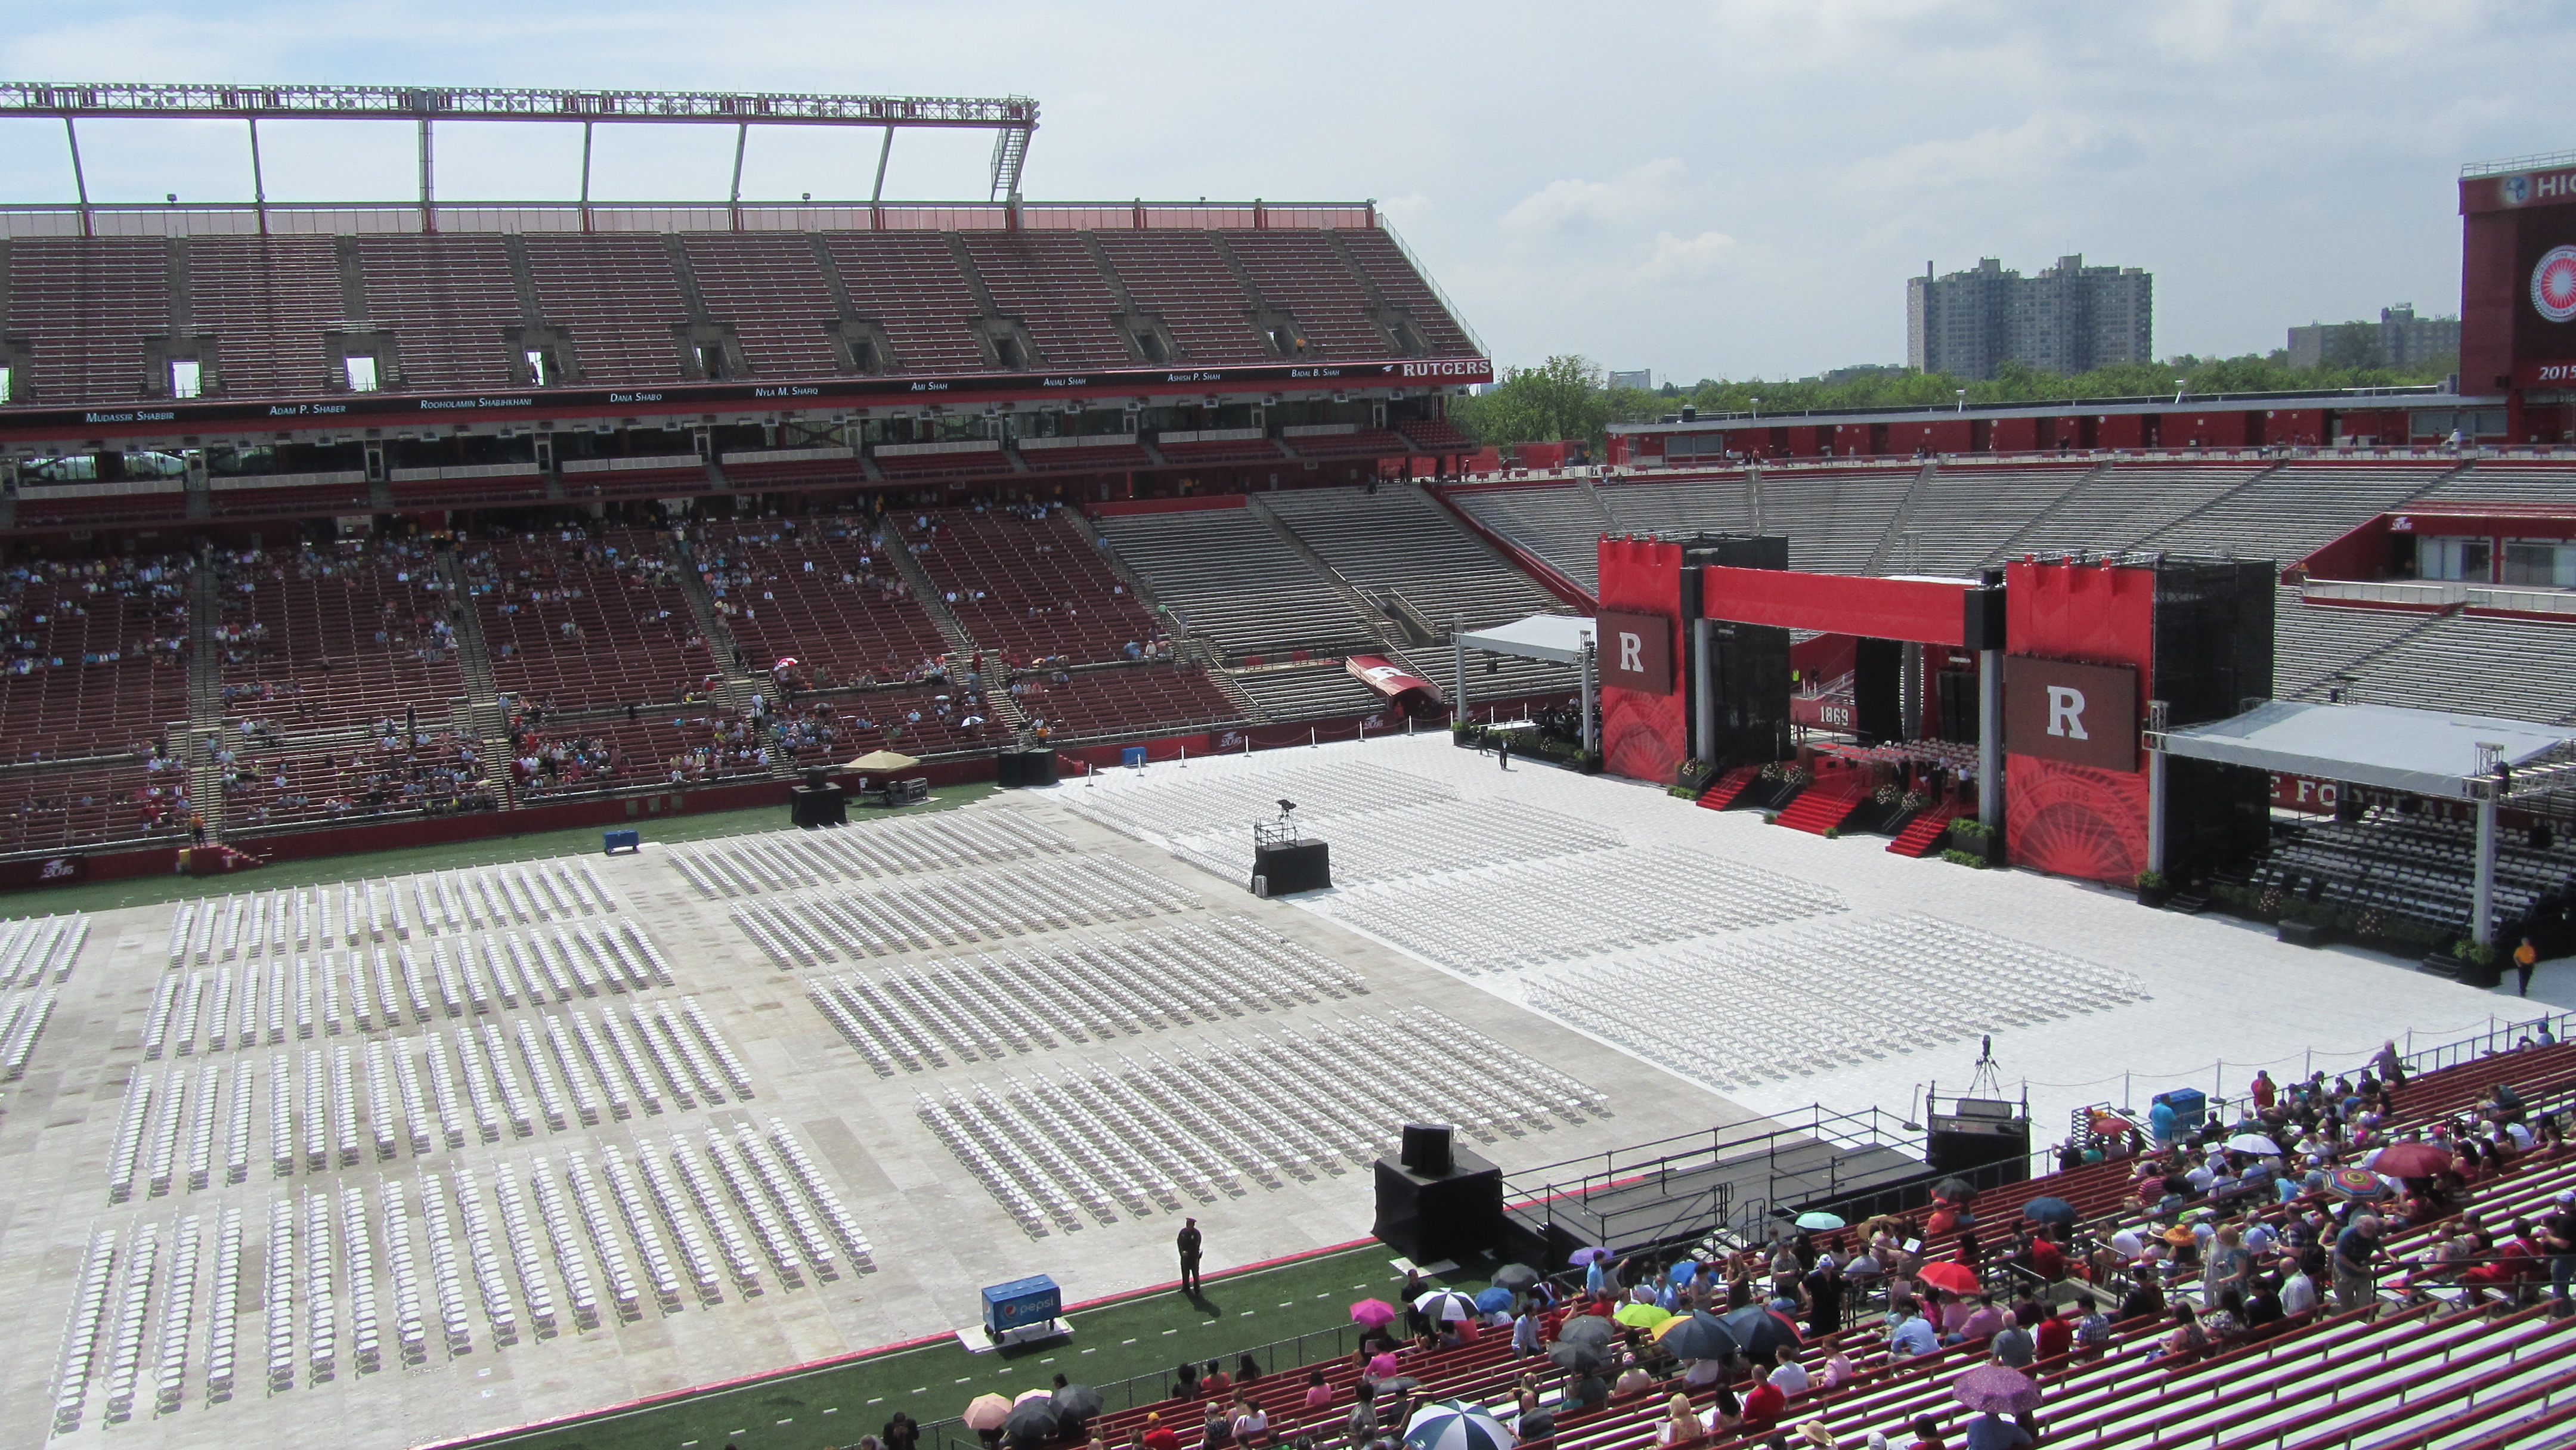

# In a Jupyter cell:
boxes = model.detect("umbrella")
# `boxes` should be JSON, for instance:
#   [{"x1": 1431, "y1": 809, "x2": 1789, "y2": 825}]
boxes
[
  {"x1": 1491, "y1": 1263, "x2": 1543, "y2": 1290},
  {"x1": 1004, "y1": 1400, "x2": 1060, "y2": 1443},
  {"x1": 1556, "y1": 1314, "x2": 1617, "y2": 1347},
  {"x1": 1952, "y1": 1364, "x2": 2042, "y2": 1416},
  {"x1": 1352, "y1": 1299, "x2": 1400, "y2": 1326},
  {"x1": 1933, "y1": 1177, "x2": 1976, "y2": 1203},
  {"x1": 773, "y1": 657, "x2": 800, "y2": 669},
  {"x1": 1716, "y1": 1306, "x2": 1801, "y2": 1361},
  {"x1": 1475, "y1": 1286, "x2": 1516, "y2": 1313},
  {"x1": 1051, "y1": 1384, "x2": 1103, "y2": 1420},
  {"x1": 2088, "y1": 1111, "x2": 2132, "y2": 1136},
  {"x1": 1405, "y1": 1399, "x2": 1516, "y2": 1450},
  {"x1": 2370, "y1": 1142, "x2": 2451, "y2": 1178},
  {"x1": 1015, "y1": 1389, "x2": 1054, "y2": 1406},
  {"x1": 1916, "y1": 1260, "x2": 1981, "y2": 1296},
  {"x1": 1546, "y1": 1341, "x2": 1606, "y2": 1372},
  {"x1": 2329, "y1": 1167, "x2": 2391, "y2": 1200},
  {"x1": 1794, "y1": 1210, "x2": 1847, "y2": 1231},
  {"x1": 2228, "y1": 1133, "x2": 2284, "y2": 1156},
  {"x1": 1651, "y1": 1310, "x2": 1736, "y2": 1361},
  {"x1": 1416, "y1": 1289, "x2": 1479, "y2": 1323},
  {"x1": 2020, "y1": 1197, "x2": 2077, "y2": 1231},
  {"x1": 1612, "y1": 1302, "x2": 1671, "y2": 1328},
  {"x1": 964, "y1": 1393, "x2": 1015, "y2": 1431},
  {"x1": 1567, "y1": 1247, "x2": 1614, "y2": 1267},
  {"x1": 843, "y1": 748, "x2": 920, "y2": 771}
]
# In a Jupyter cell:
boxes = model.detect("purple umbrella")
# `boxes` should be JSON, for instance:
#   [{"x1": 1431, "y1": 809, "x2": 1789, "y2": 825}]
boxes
[
  {"x1": 1568, "y1": 1247, "x2": 1613, "y2": 1266},
  {"x1": 1953, "y1": 1364, "x2": 2042, "y2": 1416}
]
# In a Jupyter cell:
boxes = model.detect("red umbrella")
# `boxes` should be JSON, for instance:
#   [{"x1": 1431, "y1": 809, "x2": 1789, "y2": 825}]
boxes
[
  {"x1": 2088, "y1": 1111, "x2": 2131, "y2": 1136},
  {"x1": 1916, "y1": 1260, "x2": 1981, "y2": 1296},
  {"x1": 2369, "y1": 1142, "x2": 2451, "y2": 1178}
]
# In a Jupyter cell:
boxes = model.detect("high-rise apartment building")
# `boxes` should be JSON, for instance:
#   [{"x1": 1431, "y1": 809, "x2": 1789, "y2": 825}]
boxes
[
  {"x1": 2284, "y1": 305, "x2": 2460, "y2": 370},
  {"x1": 1905, "y1": 255, "x2": 2154, "y2": 380}
]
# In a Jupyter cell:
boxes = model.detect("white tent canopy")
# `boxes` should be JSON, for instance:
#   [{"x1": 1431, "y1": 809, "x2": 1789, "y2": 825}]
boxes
[
  {"x1": 1458, "y1": 614, "x2": 1596, "y2": 664},
  {"x1": 2160, "y1": 700, "x2": 2576, "y2": 801},
  {"x1": 2153, "y1": 698, "x2": 2576, "y2": 946},
  {"x1": 1454, "y1": 613, "x2": 1597, "y2": 750}
]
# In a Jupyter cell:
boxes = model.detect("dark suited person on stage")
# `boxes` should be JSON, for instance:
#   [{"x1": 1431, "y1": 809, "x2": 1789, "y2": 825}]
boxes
[{"x1": 1177, "y1": 1217, "x2": 1204, "y2": 1294}]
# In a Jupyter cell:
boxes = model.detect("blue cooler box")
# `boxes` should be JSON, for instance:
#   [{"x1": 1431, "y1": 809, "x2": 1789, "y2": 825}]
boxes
[
  {"x1": 982, "y1": 1275, "x2": 1062, "y2": 1337},
  {"x1": 2153, "y1": 1088, "x2": 2207, "y2": 1129}
]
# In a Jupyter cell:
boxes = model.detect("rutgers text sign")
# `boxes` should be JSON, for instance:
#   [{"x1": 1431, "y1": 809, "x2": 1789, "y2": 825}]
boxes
[
  {"x1": 1597, "y1": 611, "x2": 1674, "y2": 695},
  {"x1": 2002, "y1": 655, "x2": 2139, "y2": 770}
]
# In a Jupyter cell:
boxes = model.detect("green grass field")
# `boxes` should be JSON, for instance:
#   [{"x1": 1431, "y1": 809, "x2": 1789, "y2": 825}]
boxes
[
  {"x1": 5, "y1": 785, "x2": 1001, "y2": 916},
  {"x1": 456, "y1": 1245, "x2": 1506, "y2": 1450}
]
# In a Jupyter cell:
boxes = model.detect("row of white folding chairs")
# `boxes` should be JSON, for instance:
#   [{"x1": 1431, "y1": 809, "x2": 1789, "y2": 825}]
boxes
[
  {"x1": 305, "y1": 1190, "x2": 337, "y2": 1379},
  {"x1": 1007, "y1": 1070, "x2": 1207, "y2": 1212},
  {"x1": 0, "y1": 985, "x2": 58, "y2": 1079},
  {"x1": 488, "y1": 1169, "x2": 558, "y2": 1333},
  {"x1": 265, "y1": 1199, "x2": 296, "y2": 1386},
  {"x1": 208, "y1": 1206, "x2": 242, "y2": 1395},
  {"x1": 1330, "y1": 1009, "x2": 1561, "y2": 1136},
  {"x1": 51, "y1": 1231, "x2": 119, "y2": 1427},
  {"x1": 343, "y1": 1185, "x2": 382, "y2": 1368},
  {"x1": 525, "y1": 1160, "x2": 602, "y2": 1327},
  {"x1": 414, "y1": 1173, "x2": 475, "y2": 1352},
  {"x1": 665, "y1": 1134, "x2": 763, "y2": 1288},
  {"x1": 917, "y1": 1088, "x2": 1076, "y2": 1236},
  {"x1": 726, "y1": 1124, "x2": 840, "y2": 1274},
  {"x1": 101, "y1": 1222, "x2": 157, "y2": 1420},
  {"x1": 1392, "y1": 1002, "x2": 1609, "y2": 1117},
  {"x1": 380, "y1": 1180, "x2": 427, "y2": 1359},
  {"x1": 557, "y1": 1151, "x2": 642, "y2": 1315},
  {"x1": 701, "y1": 1127, "x2": 808, "y2": 1281},
  {"x1": 627, "y1": 1143, "x2": 725, "y2": 1299},
  {"x1": 448, "y1": 1166, "x2": 519, "y2": 1344},
  {"x1": 761, "y1": 1117, "x2": 877, "y2": 1269},
  {"x1": 592, "y1": 1145, "x2": 686, "y2": 1305},
  {"x1": 965, "y1": 1079, "x2": 1129, "y2": 1223},
  {"x1": 1123, "y1": 1048, "x2": 1303, "y2": 1183},
  {"x1": 671, "y1": 810, "x2": 1072, "y2": 898},
  {"x1": 0, "y1": 911, "x2": 85, "y2": 987}
]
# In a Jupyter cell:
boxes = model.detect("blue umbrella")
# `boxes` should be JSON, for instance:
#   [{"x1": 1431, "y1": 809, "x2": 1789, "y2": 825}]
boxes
[
  {"x1": 1405, "y1": 1400, "x2": 1515, "y2": 1450},
  {"x1": 1474, "y1": 1285, "x2": 1514, "y2": 1313},
  {"x1": 2021, "y1": 1197, "x2": 2077, "y2": 1231}
]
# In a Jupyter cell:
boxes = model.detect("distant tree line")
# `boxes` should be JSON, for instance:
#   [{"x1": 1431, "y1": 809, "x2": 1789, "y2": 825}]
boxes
[{"x1": 1450, "y1": 352, "x2": 2462, "y2": 448}]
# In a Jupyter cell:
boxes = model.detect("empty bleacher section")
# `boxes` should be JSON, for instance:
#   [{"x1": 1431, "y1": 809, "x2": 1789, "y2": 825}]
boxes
[
  {"x1": 2139, "y1": 460, "x2": 2454, "y2": 562},
  {"x1": 0, "y1": 236, "x2": 167, "y2": 403},
  {"x1": 1755, "y1": 464, "x2": 1922, "y2": 574},
  {"x1": 2252, "y1": 807, "x2": 2576, "y2": 938},
  {"x1": 1091, "y1": 232, "x2": 1278, "y2": 362},
  {"x1": 1098, "y1": 506, "x2": 1373, "y2": 661},
  {"x1": 2422, "y1": 463, "x2": 2576, "y2": 503},
  {"x1": 1340, "y1": 228, "x2": 1477, "y2": 353},
  {"x1": 349, "y1": 235, "x2": 524, "y2": 392},
  {"x1": 518, "y1": 236, "x2": 690, "y2": 386},
  {"x1": 823, "y1": 233, "x2": 990, "y2": 373},
  {"x1": 1227, "y1": 665, "x2": 1387, "y2": 722},
  {"x1": 2305, "y1": 608, "x2": 2576, "y2": 723},
  {"x1": 1264, "y1": 487, "x2": 1571, "y2": 636},
  {"x1": 185, "y1": 239, "x2": 345, "y2": 399},
  {"x1": 212, "y1": 543, "x2": 466, "y2": 734},
  {"x1": 688, "y1": 518, "x2": 949, "y2": 686},
  {"x1": 959, "y1": 233, "x2": 1134, "y2": 368},
  {"x1": 463, "y1": 531, "x2": 710, "y2": 708},
  {"x1": 1219, "y1": 231, "x2": 1389, "y2": 356},
  {"x1": 1597, "y1": 474, "x2": 1757, "y2": 541},
  {"x1": 676, "y1": 235, "x2": 841, "y2": 378},
  {"x1": 1450, "y1": 484, "x2": 1612, "y2": 594},
  {"x1": 1889, "y1": 463, "x2": 2095, "y2": 576},
  {"x1": 0, "y1": 761, "x2": 171, "y2": 854},
  {"x1": 2270, "y1": 591, "x2": 2441, "y2": 701},
  {"x1": 1995, "y1": 461, "x2": 2267, "y2": 561}
]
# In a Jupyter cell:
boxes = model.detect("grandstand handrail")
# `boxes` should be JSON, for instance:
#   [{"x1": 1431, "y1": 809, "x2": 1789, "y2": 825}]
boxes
[
  {"x1": 1376, "y1": 220, "x2": 1490, "y2": 358},
  {"x1": 917, "y1": 1320, "x2": 1373, "y2": 1450},
  {"x1": 0, "y1": 198, "x2": 1388, "y2": 238},
  {"x1": 1608, "y1": 386, "x2": 2453, "y2": 430}
]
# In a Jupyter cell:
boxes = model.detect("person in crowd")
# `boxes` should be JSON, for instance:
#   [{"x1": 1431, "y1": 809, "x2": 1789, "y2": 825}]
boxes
[
  {"x1": 1887, "y1": 1297, "x2": 1939, "y2": 1358},
  {"x1": 1766, "y1": 1342, "x2": 1810, "y2": 1395},
  {"x1": 2334, "y1": 1214, "x2": 2385, "y2": 1313}
]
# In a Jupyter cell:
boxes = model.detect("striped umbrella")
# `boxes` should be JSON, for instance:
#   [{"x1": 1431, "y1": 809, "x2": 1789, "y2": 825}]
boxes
[
  {"x1": 1416, "y1": 1289, "x2": 1481, "y2": 1323},
  {"x1": 1405, "y1": 1400, "x2": 1516, "y2": 1450},
  {"x1": 2329, "y1": 1167, "x2": 2391, "y2": 1200}
]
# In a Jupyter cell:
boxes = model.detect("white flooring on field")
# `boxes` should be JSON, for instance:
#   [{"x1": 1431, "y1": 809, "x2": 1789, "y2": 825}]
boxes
[{"x1": 1063, "y1": 732, "x2": 2541, "y2": 1147}]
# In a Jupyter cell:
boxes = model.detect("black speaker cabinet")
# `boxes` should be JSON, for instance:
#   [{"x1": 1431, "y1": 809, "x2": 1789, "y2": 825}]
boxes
[
  {"x1": 1373, "y1": 1147, "x2": 1503, "y2": 1265},
  {"x1": 996, "y1": 750, "x2": 1060, "y2": 788},
  {"x1": 1252, "y1": 838, "x2": 1331, "y2": 895},
  {"x1": 1854, "y1": 637, "x2": 1903, "y2": 745},
  {"x1": 1401, "y1": 1123, "x2": 1454, "y2": 1176},
  {"x1": 789, "y1": 783, "x2": 847, "y2": 829},
  {"x1": 1925, "y1": 1112, "x2": 2031, "y2": 1181}
]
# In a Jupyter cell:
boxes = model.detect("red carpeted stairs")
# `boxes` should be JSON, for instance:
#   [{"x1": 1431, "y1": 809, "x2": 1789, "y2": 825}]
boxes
[
  {"x1": 1694, "y1": 764, "x2": 1763, "y2": 811},
  {"x1": 1770, "y1": 774, "x2": 1870, "y2": 834},
  {"x1": 1886, "y1": 808, "x2": 1960, "y2": 856}
]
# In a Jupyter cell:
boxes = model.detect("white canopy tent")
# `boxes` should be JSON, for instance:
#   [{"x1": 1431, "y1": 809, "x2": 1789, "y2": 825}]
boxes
[
  {"x1": 1455, "y1": 614, "x2": 1597, "y2": 751},
  {"x1": 2153, "y1": 699, "x2": 2576, "y2": 944}
]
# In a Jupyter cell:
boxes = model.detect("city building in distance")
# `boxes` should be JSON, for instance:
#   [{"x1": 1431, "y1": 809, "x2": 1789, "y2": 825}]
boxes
[
  {"x1": 1906, "y1": 254, "x2": 2153, "y2": 380},
  {"x1": 2286, "y1": 304, "x2": 2460, "y2": 370}
]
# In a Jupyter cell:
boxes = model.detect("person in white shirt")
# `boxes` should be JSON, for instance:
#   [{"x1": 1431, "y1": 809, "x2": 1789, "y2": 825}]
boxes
[
  {"x1": 2280, "y1": 1267, "x2": 2320, "y2": 1316},
  {"x1": 1766, "y1": 1344, "x2": 1810, "y2": 1395}
]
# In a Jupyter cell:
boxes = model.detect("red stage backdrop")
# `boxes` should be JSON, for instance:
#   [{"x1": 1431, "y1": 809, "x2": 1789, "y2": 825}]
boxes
[
  {"x1": 1596, "y1": 537, "x2": 1688, "y2": 782},
  {"x1": 2002, "y1": 560, "x2": 2157, "y2": 884}
]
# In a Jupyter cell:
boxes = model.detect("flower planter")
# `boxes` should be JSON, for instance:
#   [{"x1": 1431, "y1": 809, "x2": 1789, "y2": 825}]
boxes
[{"x1": 2137, "y1": 885, "x2": 2172, "y2": 909}]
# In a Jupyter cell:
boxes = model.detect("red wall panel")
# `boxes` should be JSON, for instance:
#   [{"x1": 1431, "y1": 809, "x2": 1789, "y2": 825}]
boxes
[
  {"x1": 2002, "y1": 559, "x2": 2157, "y2": 884},
  {"x1": 1595, "y1": 536, "x2": 1688, "y2": 783},
  {"x1": 1700, "y1": 565, "x2": 1970, "y2": 646},
  {"x1": 2092, "y1": 415, "x2": 2145, "y2": 450},
  {"x1": 1989, "y1": 417, "x2": 2039, "y2": 452}
]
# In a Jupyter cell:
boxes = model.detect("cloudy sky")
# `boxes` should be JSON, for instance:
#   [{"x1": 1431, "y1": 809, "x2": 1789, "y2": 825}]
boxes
[{"x1": 3, "y1": 1, "x2": 2570, "y2": 382}]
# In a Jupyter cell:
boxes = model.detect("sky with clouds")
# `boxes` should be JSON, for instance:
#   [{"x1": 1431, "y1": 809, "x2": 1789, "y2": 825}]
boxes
[{"x1": 3, "y1": 1, "x2": 2571, "y2": 383}]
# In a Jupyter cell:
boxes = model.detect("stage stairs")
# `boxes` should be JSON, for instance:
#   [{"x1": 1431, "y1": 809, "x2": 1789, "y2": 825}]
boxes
[
  {"x1": 1772, "y1": 773, "x2": 1871, "y2": 834},
  {"x1": 1695, "y1": 765, "x2": 1764, "y2": 811},
  {"x1": 1887, "y1": 808, "x2": 1961, "y2": 857}
]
